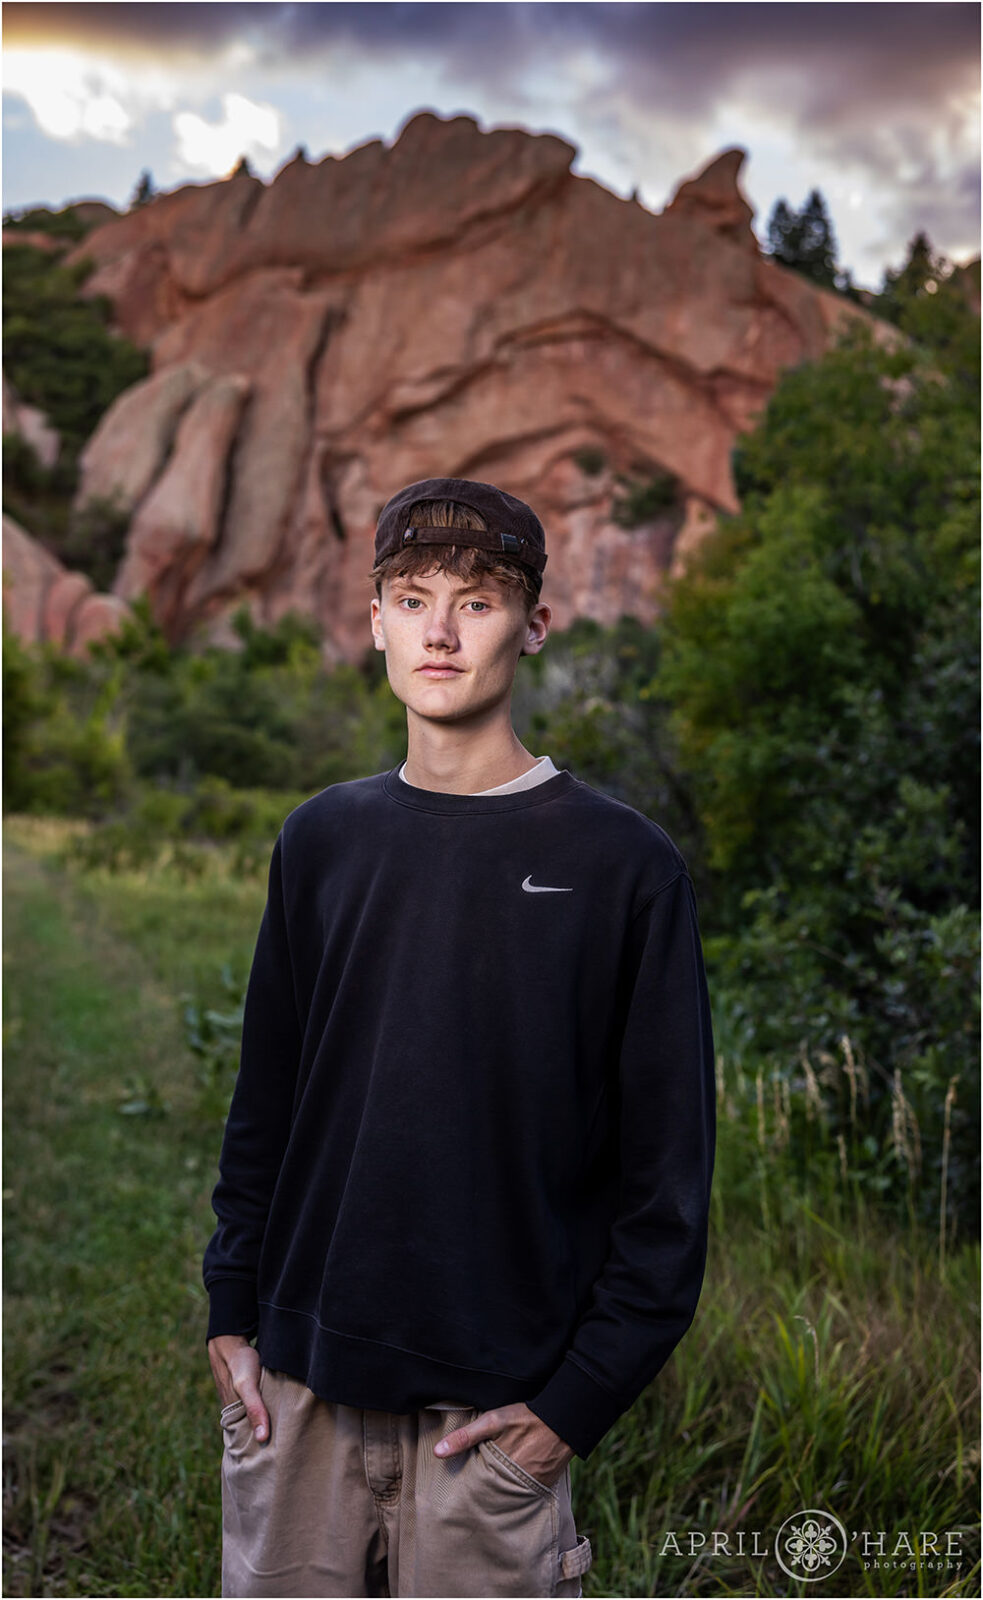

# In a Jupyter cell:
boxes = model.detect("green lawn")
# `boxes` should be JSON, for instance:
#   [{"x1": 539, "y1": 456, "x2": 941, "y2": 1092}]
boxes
[
  {"x1": 3, "y1": 823, "x2": 262, "y2": 1597},
  {"x1": 3, "y1": 819, "x2": 979, "y2": 1597}
]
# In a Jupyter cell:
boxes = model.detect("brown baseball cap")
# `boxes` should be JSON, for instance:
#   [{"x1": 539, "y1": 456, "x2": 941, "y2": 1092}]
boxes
[{"x1": 374, "y1": 477, "x2": 547, "y2": 575}]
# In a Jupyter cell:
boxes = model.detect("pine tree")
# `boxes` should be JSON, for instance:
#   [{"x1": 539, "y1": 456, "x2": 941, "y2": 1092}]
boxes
[
  {"x1": 129, "y1": 170, "x2": 156, "y2": 210},
  {"x1": 798, "y1": 190, "x2": 838, "y2": 287},
  {"x1": 880, "y1": 232, "x2": 946, "y2": 315},
  {"x1": 765, "y1": 190, "x2": 839, "y2": 290},
  {"x1": 876, "y1": 233, "x2": 975, "y2": 380},
  {"x1": 766, "y1": 199, "x2": 794, "y2": 259}
]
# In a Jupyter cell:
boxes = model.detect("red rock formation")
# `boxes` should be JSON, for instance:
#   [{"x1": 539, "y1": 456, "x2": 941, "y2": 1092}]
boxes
[
  {"x1": 61, "y1": 112, "x2": 876, "y2": 662},
  {"x1": 663, "y1": 148, "x2": 757, "y2": 244},
  {"x1": 2, "y1": 515, "x2": 131, "y2": 655},
  {"x1": 76, "y1": 363, "x2": 208, "y2": 512},
  {"x1": 119, "y1": 371, "x2": 252, "y2": 630}
]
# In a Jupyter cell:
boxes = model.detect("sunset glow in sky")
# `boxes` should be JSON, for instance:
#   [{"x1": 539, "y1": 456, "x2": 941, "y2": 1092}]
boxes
[{"x1": 2, "y1": 2, "x2": 979, "y2": 287}]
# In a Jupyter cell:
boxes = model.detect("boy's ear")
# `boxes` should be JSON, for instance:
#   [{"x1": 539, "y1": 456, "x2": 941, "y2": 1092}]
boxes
[
  {"x1": 520, "y1": 600, "x2": 551, "y2": 658},
  {"x1": 369, "y1": 595, "x2": 386, "y2": 651}
]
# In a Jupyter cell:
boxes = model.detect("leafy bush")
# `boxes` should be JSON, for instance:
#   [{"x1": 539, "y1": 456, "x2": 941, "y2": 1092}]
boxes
[
  {"x1": 2, "y1": 246, "x2": 148, "y2": 457},
  {"x1": 3, "y1": 204, "x2": 91, "y2": 242},
  {"x1": 59, "y1": 494, "x2": 132, "y2": 592},
  {"x1": 115, "y1": 607, "x2": 402, "y2": 792},
  {"x1": 611, "y1": 464, "x2": 681, "y2": 527},
  {"x1": 2, "y1": 626, "x2": 47, "y2": 813},
  {"x1": 573, "y1": 446, "x2": 607, "y2": 476},
  {"x1": 2, "y1": 432, "x2": 71, "y2": 499},
  {"x1": 656, "y1": 297, "x2": 980, "y2": 1230},
  {"x1": 1, "y1": 627, "x2": 132, "y2": 816}
]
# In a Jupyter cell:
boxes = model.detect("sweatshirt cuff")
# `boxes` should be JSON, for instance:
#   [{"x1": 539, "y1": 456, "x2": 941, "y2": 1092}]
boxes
[
  {"x1": 205, "y1": 1277, "x2": 259, "y2": 1343},
  {"x1": 526, "y1": 1356, "x2": 625, "y2": 1459}
]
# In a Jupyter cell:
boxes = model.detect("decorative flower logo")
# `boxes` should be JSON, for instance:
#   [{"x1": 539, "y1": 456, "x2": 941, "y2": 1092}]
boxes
[{"x1": 775, "y1": 1509, "x2": 848, "y2": 1582}]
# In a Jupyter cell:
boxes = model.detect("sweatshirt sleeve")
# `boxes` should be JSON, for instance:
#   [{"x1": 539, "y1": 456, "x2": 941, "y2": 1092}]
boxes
[
  {"x1": 526, "y1": 868, "x2": 715, "y2": 1458},
  {"x1": 202, "y1": 830, "x2": 305, "y2": 1341}
]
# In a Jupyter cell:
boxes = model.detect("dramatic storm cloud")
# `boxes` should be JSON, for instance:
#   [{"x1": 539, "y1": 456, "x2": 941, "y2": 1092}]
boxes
[{"x1": 3, "y1": 2, "x2": 979, "y2": 286}]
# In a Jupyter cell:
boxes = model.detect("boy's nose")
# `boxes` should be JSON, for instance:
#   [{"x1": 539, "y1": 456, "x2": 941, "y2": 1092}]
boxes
[{"x1": 423, "y1": 608, "x2": 458, "y2": 646}]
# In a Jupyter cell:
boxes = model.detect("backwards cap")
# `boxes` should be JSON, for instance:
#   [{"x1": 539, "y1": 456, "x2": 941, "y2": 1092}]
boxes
[{"x1": 374, "y1": 477, "x2": 547, "y2": 576}]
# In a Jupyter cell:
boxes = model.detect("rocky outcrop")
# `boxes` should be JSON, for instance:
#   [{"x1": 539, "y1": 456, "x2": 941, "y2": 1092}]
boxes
[
  {"x1": 118, "y1": 371, "x2": 252, "y2": 629},
  {"x1": 68, "y1": 200, "x2": 120, "y2": 231},
  {"x1": 76, "y1": 363, "x2": 208, "y2": 512},
  {"x1": 663, "y1": 148, "x2": 757, "y2": 245},
  {"x1": 2, "y1": 515, "x2": 131, "y2": 655},
  {"x1": 58, "y1": 112, "x2": 876, "y2": 661}
]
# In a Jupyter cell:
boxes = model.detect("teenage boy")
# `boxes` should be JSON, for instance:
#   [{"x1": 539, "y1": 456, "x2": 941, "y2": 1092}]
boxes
[{"x1": 204, "y1": 477, "x2": 715, "y2": 1599}]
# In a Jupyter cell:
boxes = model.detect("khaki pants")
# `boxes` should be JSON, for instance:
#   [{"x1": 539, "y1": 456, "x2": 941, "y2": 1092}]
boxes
[{"x1": 220, "y1": 1369, "x2": 593, "y2": 1598}]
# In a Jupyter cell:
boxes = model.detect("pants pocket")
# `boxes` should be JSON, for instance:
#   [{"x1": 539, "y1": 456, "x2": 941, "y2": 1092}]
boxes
[
  {"x1": 556, "y1": 1532, "x2": 593, "y2": 1597},
  {"x1": 219, "y1": 1365, "x2": 268, "y2": 1424},
  {"x1": 478, "y1": 1437, "x2": 559, "y2": 1499}
]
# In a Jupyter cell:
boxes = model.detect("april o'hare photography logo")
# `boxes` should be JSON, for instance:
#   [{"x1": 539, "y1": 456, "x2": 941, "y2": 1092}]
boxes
[
  {"x1": 660, "y1": 1510, "x2": 964, "y2": 1581},
  {"x1": 775, "y1": 1509, "x2": 848, "y2": 1582}
]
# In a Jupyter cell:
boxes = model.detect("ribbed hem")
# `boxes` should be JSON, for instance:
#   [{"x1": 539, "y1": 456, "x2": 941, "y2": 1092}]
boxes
[
  {"x1": 525, "y1": 1356, "x2": 625, "y2": 1459},
  {"x1": 206, "y1": 1277, "x2": 259, "y2": 1343},
  {"x1": 256, "y1": 1304, "x2": 550, "y2": 1415}
]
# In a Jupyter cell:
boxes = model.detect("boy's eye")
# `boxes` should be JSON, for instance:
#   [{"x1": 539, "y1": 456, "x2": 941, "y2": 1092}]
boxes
[{"x1": 397, "y1": 595, "x2": 490, "y2": 611}]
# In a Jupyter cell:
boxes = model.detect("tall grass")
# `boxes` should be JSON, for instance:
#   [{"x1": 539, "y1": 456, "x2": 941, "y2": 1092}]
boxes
[{"x1": 3, "y1": 818, "x2": 979, "y2": 1597}]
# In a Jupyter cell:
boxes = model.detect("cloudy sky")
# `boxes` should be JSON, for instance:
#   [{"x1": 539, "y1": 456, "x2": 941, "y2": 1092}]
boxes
[{"x1": 2, "y1": 1, "x2": 979, "y2": 287}]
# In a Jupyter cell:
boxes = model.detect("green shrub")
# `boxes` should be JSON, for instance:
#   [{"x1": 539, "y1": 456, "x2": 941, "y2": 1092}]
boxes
[
  {"x1": 2, "y1": 626, "x2": 47, "y2": 812},
  {"x1": 2, "y1": 204, "x2": 91, "y2": 242},
  {"x1": 573, "y1": 446, "x2": 607, "y2": 476},
  {"x1": 60, "y1": 494, "x2": 132, "y2": 592},
  {"x1": 1, "y1": 436, "x2": 78, "y2": 565},
  {"x1": 3, "y1": 247, "x2": 148, "y2": 454},
  {"x1": 1, "y1": 627, "x2": 132, "y2": 816},
  {"x1": 611, "y1": 465, "x2": 681, "y2": 527},
  {"x1": 3, "y1": 432, "x2": 59, "y2": 496},
  {"x1": 656, "y1": 299, "x2": 980, "y2": 1228}
]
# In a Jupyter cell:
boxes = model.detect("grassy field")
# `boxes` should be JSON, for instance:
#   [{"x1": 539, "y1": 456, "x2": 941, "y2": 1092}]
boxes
[{"x1": 3, "y1": 817, "x2": 979, "y2": 1597}]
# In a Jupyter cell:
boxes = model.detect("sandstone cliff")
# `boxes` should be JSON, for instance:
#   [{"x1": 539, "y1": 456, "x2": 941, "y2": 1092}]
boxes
[{"x1": 12, "y1": 113, "x2": 871, "y2": 661}]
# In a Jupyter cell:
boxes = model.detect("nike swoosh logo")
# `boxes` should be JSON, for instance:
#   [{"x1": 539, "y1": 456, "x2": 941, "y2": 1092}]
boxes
[{"x1": 522, "y1": 875, "x2": 573, "y2": 893}]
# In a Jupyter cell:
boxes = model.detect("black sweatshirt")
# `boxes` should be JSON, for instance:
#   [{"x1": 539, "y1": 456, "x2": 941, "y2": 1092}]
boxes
[{"x1": 203, "y1": 765, "x2": 715, "y2": 1459}]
